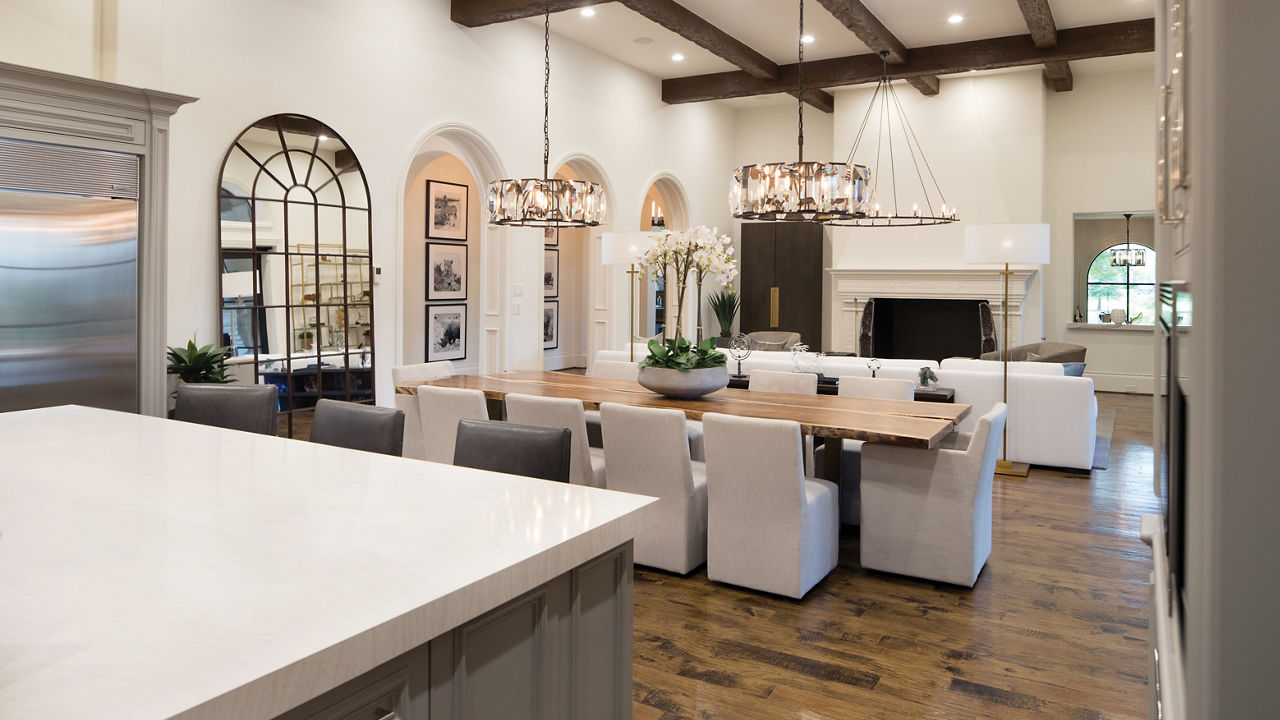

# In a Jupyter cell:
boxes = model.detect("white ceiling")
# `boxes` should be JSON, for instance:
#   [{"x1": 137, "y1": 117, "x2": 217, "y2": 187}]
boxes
[{"x1": 531, "y1": 0, "x2": 1154, "y2": 82}]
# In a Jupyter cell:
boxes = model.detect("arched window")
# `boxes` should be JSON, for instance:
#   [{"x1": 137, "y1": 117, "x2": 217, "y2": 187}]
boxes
[{"x1": 1086, "y1": 243, "x2": 1156, "y2": 324}]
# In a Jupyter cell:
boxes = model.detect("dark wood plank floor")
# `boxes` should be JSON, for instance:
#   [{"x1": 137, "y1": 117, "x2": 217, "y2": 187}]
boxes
[{"x1": 632, "y1": 392, "x2": 1156, "y2": 719}]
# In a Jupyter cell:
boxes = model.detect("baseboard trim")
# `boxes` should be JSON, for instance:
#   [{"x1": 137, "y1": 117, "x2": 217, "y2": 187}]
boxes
[{"x1": 1084, "y1": 370, "x2": 1154, "y2": 394}]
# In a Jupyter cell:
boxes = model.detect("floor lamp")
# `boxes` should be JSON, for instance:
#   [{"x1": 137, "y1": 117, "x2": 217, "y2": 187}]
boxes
[
  {"x1": 601, "y1": 232, "x2": 658, "y2": 362},
  {"x1": 964, "y1": 223, "x2": 1051, "y2": 477}
]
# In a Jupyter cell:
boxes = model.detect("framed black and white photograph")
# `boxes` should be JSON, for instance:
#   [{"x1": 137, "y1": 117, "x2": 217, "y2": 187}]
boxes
[
  {"x1": 426, "y1": 304, "x2": 466, "y2": 362},
  {"x1": 426, "y1": 242, "x2": 467, "y2": 301},
  {"x1": 426, "y1": 180, "x2": 468, "y2": 241},
  {"x1": 543, "y1": 227, "x2": 558, "y2": 246},
  {"x1": 543, "y1": 249, "x2": 559, "y2": 298},
  {"x1": 542, "y1": 301, "x2": 558, "y2": 350}
]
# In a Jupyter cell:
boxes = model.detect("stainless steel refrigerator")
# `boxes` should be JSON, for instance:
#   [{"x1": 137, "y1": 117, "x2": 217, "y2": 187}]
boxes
[{"x1": 0, "y1": 138, "x2": 141, "y2": 413}]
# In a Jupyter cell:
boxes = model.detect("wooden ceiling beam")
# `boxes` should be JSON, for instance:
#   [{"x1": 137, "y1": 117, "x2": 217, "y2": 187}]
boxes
[
  {"x1": 662, "y1": 19, "x2": 1152, "y2": 104},
  {"x1": 1016, "y1": 0, "x2": 1074, "y2": 92},
  {"x1": 786, "y1": 88, "x2": 836, "y2": 113},
  {"x1": 451, "y1": 0, "x2": 607, "y2": 27},
  {"x1": 619, "y1": 0, "x2": 778, "y2": 80},
  {"x1": 816, "y1": 0, "x2": 940, "y2": 96}
]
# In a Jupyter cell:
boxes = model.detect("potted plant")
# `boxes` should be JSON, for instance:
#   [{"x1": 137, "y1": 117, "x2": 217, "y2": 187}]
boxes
[
  {"x1": 166, "y1": 335, "x2": 234, "y2": 413},
  {"x1": 637, "y1": 336, "x2": 729, "y2": 399},
  {"x1": 639, "y1": 226, "x2": 736, "y2": 341},
  {"x1": 708, "y1": 288, "x2": 740, "y2": 344},
  {"x1": 297, "y1": 329, "x2": 314, "y2": 350}
]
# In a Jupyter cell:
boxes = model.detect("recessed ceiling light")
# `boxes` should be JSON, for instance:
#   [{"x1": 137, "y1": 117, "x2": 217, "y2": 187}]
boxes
[
  {"x1": 672, "y1": 53, "x2": 685, "y2": 62},
  {"x1": 948, "y1": 14, "x2": 964, "y2": 24},
  {"x1": 801, "y1": 35, "x2": 815, "y2": 44},
  {"x1": 580, "y1": 7, "x2": 595, "y2": 17},
  {"x1": 318, "y1": 134, "x2": 329, "y2": 141}
]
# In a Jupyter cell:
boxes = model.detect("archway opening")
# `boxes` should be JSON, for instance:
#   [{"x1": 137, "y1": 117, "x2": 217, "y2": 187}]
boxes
[{"x1": 548, "y1": 155, "x2": 615, "y2": 371}]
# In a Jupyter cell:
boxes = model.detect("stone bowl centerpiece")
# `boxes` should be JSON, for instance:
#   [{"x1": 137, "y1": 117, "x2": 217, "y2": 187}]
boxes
[{"x1": 637, "y1": 336, "x2": 729, "y2": 400}]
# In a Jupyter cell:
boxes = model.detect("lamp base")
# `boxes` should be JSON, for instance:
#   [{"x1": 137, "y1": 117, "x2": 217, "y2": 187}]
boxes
[{"x1": 995, "y1": 459, "x2": 1031, "y2": 477}]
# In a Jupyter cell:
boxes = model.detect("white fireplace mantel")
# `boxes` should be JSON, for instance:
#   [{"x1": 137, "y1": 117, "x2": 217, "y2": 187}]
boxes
[{"x1": 828, "y1": 267, "x2": 1037, "y2": 353}]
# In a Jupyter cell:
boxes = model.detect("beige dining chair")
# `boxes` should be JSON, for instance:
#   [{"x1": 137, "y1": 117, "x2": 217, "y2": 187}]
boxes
[
  {"x1": 587, "y1": 359, "x2": 704, "y2": 460},
  {"x1": 600, "y1": 402, "x2": 707, "y2": 574},
  {"x1": 748, "y1": 370, "x2": 819, "y2": 471},
  {"x1": 505, "y1": 393, "x2": 606, "y2": 488},
  {"x1": 392, "y1": 361, "x2": 456, "y2": 459},
  {"x1": 817, "y1": 376, "x2": 916, "y2": 525},
  {"x1": 702, "y1": 412, "x2": 839, "y2": 599},
  {"x1": 416, "y1": 385, "x2": 489, "y2": 464}
]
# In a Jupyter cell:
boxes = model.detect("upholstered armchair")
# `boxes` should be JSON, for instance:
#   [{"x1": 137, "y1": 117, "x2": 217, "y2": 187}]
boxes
[
  {"x1": 859, "y1": 403, "x2": 1008, "y2": 587},
  {"x1": 981, "y1": 341, "x2": 1086, "y2": 364},
  {"x1": 747, "y1": 331, "x2": 802, "y2": 351}
]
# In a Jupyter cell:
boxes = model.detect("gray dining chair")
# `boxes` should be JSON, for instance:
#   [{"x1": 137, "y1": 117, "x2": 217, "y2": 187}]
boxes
[
  {"x1": 308, "y1": 399, "x2": 405, "y2": 456},
  {"x1": 173, "y1": 384, "x2": 278, "y2": 435},
  {"x1": 453, "y1": 419, "x2": 572, "y2": 483}
]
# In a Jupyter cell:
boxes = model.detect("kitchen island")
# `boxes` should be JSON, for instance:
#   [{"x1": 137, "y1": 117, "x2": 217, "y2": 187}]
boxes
[{"x1": 0, "y1": 406, "x2": 657, "y2": 719}]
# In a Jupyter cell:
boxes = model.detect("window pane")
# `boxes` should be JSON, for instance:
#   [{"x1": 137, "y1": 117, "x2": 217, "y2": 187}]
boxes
[
  {"x1": 1087, "y1": 246, "x2": 1129, "y2": 283},
  {"x1": 1129, "y1": 248, "x2": 1157, "y2": 283},
  {"x1": 1088, "y1": 284, "x2": 1124, "y2": 321},
  {"x1": 1129, "y1": 285, "x2": 1156, "y2": 324}
]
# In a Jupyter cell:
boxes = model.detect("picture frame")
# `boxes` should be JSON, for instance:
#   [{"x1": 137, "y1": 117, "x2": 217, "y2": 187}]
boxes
[
  {"x1": 543, "y1": 227, "x2": 558, "y2": 246},
  {"x1": 426, "y1": 303, "x2": 466, "y2": 362},
  {"x1": 543, "y1": 248, "x2": 559, "y2": 298},
  {"x1": 543, "y1": 301, "x2": 559, "y2": 350},
  {"x1": 426, "y1": 242, "x2": 468, "y2": 301},
  {"x1": 426, "y1": 180, "x2": 468, "y2": 241}
]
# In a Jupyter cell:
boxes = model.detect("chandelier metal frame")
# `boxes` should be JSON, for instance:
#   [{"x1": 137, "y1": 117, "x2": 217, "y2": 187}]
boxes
[
  {"x1": 1110, "y1": 212, "x2": 1147, "y2": 266},
  {"x1": 487, "y1": 0, "x2": 604, "y2": 228}
]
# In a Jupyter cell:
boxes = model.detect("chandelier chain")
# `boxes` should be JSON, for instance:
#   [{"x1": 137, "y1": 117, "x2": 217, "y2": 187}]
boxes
[
  {"x1": 543, "y1": 0, "x2": 551, "y2": 180},
  {"x1": 797, "y1": 0, "x2": 804, "y2": 164}
]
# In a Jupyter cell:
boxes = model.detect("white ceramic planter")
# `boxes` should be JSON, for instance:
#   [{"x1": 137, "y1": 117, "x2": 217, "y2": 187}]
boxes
[{"x1": 637, "y1": 365, "x2": 729, "y2": 399}]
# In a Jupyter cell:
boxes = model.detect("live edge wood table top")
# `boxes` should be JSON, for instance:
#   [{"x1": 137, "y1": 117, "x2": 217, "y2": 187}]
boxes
[{"x1": 397, "y1": 370, "x2": 969, "y2": 449}]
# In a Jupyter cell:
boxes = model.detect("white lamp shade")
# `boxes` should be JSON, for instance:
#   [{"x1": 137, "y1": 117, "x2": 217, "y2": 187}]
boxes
[
  {"x1": 964, "y1": 223, "x2": 1051, "y2": 265},
  {"x1": 600, "y1": 231, "x2": 657, "y2": 266}
]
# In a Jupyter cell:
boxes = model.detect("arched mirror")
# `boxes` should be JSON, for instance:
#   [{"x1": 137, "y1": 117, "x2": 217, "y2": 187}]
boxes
[{"x1": 218, "y1": 113, "x2": 373, "y2": 438}]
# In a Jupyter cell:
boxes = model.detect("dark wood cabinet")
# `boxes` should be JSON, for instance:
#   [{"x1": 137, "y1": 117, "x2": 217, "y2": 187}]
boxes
[{"x1": 739, "y1": 222, "x2": 824, "y2": 349}]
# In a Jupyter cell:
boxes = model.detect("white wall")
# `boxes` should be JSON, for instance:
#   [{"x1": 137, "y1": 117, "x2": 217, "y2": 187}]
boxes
[
  {"x1": 1045, "y1": 65, "x2": 1158, "y2": 392},
  {"x1": 0, "y1": 0, "x2": 738, "y2": 404}
]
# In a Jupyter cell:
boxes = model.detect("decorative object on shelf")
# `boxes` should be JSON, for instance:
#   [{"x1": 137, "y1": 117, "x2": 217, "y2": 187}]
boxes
[
  {"x1": 638, "y1": 225, "x2": 735, "y2": 341},
  {"x1": 1157, "y1": 0, "x2": 1188, "y2": 225},
  {"x1": 1130, "y1": 312, "x2": 1144, "y2": 324},
  {"x1": 708, "y1": 288, "x2": 740, "y2": 339},
  {"x1": 726, "y1": 332, "x2": 752, "y2": 378},
  {"x1": 543, "y1": 300, "x2": 559, "y2": 350},
  {"x1": 166, "y1": 335, "x2": 233, "y2": 386},
  {"x1": 426, "y1": 242, "x2": 468, "y2": 301},
  {"x1": 650, "y1": 201, "x2": 665, "y2": 229},
  {"x1": 730, "y1": 0, "x2": 865, "y2": 223},
  {"x1": 825, "y1": 51, "x2": 958, "y2": 227},
  {"x1": 543, "y1": 226, "x2": 558, "y2": 246},
  {"x1": 486, "y1": 0, "x2": 604, "y2": 228},
  {"x1": 918, "y1": 366, "x2": 939, "y2": 388},
  {"x1": 1073, "y1": 306, "x2": 1084, "y2": 323},
  {"x1": 601, "y1": 231, "x2": 659, "y2": 361},
  {"x1": 790, "y1": 343, "x2": 824, "y2": 375},
  {"x1": 296, "y1": 330, "x2": 314, "y2": 351},
  {"x1": 426, "y1": 304, "x2": 466, "y2": 362},
  {"x1": 1109, "y1": 213, "x2": 1147, "y2": 267},
  {"x1": 543, "y1": 248, "x2": 559, "y2": 298},
  {"x1": 866, "y1": 357, "x2": 881, "y2": 378},
  {"x1": 964, "y1": 223, "x2": 1051, "y2": 477},
  {"x1": 1111, "y1": 308, "x2": 1127, "y2": 326},
  {"x1": 637, "y1": 337, "x2": 729, "y2": 399},
  {"x1": 426, "y1": 180, "x2": 468, "y2": 241},
  {"x1": 1099, "y1": 311, "x2": 1112, "y2": 323}
]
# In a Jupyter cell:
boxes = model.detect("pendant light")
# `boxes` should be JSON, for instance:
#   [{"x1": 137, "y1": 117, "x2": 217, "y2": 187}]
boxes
[
  {"x1": 487, "y1": 0, "x2": 604, "y2": 227},
  {"x1": 729, "y1": 0, "x2": 867, "y2": 222},
  {"x1": 826, "y1": 53, "x2": 958, "y2": 226},
  {"x1": 1110, "y1": 213, "x2": 1146, "y2": 266}
]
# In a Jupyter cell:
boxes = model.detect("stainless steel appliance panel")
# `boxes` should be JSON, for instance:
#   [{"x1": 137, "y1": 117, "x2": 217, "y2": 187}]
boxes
[{"x1": 0, "y1": 189, "x2": 139, "y2": 412}]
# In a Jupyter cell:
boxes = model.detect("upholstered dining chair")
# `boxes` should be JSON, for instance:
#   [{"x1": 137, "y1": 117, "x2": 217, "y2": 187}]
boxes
[
  {"x1": 859, "y1": 402, "x2": 1007, "y2": 587},
  {"x1": 815, "y1": 377, "x2": 916, "y2": 525},
  {"x1": 701, "y1": 412, "x2": 839, "y2": 599},
  {"x1": 586, "y1": 360, "x2": 704, "y2": 460},
  {"x1": 453, "y1": 419, "x2": 572, "y2": 483},
  {"x1": 505, "y1": 393, "x2": 606, "y2": 488},
  {"x1": 392, "y1": 361, "x2": 456, "y2": 459},
  {"x1": 308, "y1": 399, "x2": 405, "y2": 456},
  {"x1": 416, "y1": 385, "x2": 489, "y2": 464},
  {"x1": 173, "y1": 384, "x2": 278, "y2": 435},
  {"x1": 748, "y1": 370, "x2": 819, "y2": 471},
  {"x1": 600, "y1": 402, "x2": 707, "y2": 574}
]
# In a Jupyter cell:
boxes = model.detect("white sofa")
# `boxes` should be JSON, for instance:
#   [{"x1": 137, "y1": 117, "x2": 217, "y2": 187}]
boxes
[{"x1": 597, "y1": 348, "x2": 1097, "y2": 471}]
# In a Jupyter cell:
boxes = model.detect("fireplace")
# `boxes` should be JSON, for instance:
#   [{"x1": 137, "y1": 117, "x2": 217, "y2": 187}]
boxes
[{"x1": 861, "y1": 298, "x2": 993, "y2": 361}]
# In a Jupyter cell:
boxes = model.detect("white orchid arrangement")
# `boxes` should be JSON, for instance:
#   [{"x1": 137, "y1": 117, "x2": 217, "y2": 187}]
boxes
[{"x1": 639, "y1": 225, "x2": 736, "y2": 340}]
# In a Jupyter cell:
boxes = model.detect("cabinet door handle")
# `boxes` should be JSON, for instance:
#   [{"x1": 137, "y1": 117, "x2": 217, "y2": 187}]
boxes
[
  {"x1": 374, "y1": 708, "x2": 396, "y2": 720},
  {"x1": 770, "y1": 286, "x2": 780, "y2": 328}
]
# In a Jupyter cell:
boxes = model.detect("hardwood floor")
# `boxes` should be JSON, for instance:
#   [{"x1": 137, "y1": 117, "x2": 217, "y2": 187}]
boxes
[{"x1": 632, "y1": 392, "x2": 1157, "y2": 719}]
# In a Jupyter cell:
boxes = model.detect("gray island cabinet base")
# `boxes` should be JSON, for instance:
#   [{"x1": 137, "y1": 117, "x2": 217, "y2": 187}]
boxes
[{"x1": 276, "y1": 544, "x2": 634, "y2": 720}]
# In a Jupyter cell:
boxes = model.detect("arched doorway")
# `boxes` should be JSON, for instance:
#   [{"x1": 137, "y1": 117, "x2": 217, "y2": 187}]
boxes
[
  {"x1": 636, "y1": 174, "x2": 693, "y2": 341},
  {"x1": 550, "y1": 153, "x2": 616, "y2": 372}
]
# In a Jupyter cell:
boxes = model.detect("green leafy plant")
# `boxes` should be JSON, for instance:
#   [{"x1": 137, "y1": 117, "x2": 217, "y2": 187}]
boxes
[
  {"x1": 640, "y1": 336, "x2": 727, "y2": 371},
  {"x1": 918, "y1": 366, "x2": 939, "y2": 387},
  {"x1": 166, "y1": 335, "x2": 234, "y2": 384},
  {"x1": 707, "y1": 289, "x2": 740, "y2": 338}
]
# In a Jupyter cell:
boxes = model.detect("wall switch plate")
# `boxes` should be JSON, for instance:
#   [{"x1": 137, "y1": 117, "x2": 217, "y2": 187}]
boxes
[
  {"x1": 513, "y1": 283, "x2": 524, "y2": 298},
  {"x1": 373, "y1": 266, "x2": 382, "y2": 285},
  {"x1": 513, "y1": 302, "x2": 521, "y2": 316}
]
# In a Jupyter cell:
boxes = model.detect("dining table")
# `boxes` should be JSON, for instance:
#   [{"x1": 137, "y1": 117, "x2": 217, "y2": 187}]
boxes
[{"x1": 397, "y1": 370, "x2": 972, "y2": 483}]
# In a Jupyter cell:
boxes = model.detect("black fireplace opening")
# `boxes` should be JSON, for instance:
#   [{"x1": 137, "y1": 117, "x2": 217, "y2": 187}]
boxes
[{"x1": 868, "y1": 298, "x2": 988, "y2": 361}]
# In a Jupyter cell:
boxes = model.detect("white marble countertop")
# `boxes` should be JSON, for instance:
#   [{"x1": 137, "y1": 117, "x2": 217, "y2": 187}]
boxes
[{"x1": 0, "y1": 406, "x2": 658, "y2": 720}]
